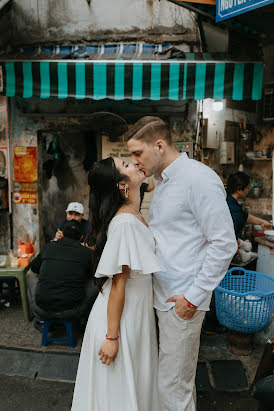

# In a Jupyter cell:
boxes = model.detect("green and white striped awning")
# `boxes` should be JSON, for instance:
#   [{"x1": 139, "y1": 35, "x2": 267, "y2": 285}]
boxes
[{"x1": 0, "y1": 59, "x2": 264, "y2": 101}]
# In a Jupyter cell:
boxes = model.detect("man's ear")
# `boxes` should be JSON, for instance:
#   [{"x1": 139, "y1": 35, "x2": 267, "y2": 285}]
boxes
[{"x1": 154, "y1": 139, "x2": 165, "y2": 153}]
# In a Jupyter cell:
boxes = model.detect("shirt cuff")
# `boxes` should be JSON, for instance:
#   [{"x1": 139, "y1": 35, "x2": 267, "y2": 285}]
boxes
[{"x1": 184, "y1": 284, "x2": 209, "y2": 308}]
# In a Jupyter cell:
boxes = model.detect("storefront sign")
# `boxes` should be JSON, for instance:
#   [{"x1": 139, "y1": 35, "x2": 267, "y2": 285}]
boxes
[
  {"x1": 216, "y1": 0, "x2": 274, "y2": 22},
  {"x1": 13, "y1": 191, "x2": 38, "y2": 204},
  {"x1": 14, "y1": 147, "x2": 37, "y2": 182},
  {"x1": 102, "y1": 135, "x2": 131, "y2": 163}
]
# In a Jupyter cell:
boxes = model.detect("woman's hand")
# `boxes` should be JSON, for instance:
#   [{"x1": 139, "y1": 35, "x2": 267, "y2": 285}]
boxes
[{"x1": 98, "y1": 339, "x2": 119, "y2": 365}]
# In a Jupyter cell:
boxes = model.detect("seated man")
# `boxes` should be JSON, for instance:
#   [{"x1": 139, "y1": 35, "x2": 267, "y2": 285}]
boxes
[
  {"x1": 52, "y1": 202, "x2": 89, "y2": 242},
  {"x1": 27, "y1": 220, "x2": 97, "y2": 331}
]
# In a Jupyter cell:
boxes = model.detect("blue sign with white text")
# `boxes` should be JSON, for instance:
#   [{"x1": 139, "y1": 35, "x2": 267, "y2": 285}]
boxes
[{"x1": 216, "y1": 0, "x2": 274, "y2": 22}]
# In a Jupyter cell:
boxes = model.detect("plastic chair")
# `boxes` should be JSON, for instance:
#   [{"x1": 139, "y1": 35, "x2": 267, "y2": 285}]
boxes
[
  {"x1": 41, "y1": 319, "x2": 76, "y2": 348},
  {"x1": 0, "y1": 266, "x2": 30, "y2": 322}
]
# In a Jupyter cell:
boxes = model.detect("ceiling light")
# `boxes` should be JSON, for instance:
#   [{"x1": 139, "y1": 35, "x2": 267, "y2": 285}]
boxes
[{"x1": 212, "y1": 100, "x2": 224, "y2": 111}]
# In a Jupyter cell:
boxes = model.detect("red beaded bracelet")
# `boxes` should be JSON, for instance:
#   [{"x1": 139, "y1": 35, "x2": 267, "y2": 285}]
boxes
[
  {"x1": 184, "y1": 297, "x2": 198, "y2": 309},
  {"x1": 106, "y1": 334, "x2": 119, "y2": 341}
]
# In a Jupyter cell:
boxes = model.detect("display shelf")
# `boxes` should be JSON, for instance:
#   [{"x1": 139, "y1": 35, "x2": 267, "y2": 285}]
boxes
[{"x1": 250, "y1": 157, "x2": 272, "y2": 160}]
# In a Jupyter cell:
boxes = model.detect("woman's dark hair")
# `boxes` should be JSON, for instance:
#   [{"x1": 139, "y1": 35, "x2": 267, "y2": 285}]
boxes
[
  {"x1": 85, "y1": 157, "x2": 128, "y2": 289},
  {"x1": 226, "y1": 172, "x2": 251, "y2": 195},
  {"x1": 63, "y1": 220, "x2": 82, "y2": 240}
]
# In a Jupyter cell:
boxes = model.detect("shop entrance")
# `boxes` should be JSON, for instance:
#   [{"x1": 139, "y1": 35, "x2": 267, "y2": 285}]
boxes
[{"x1": 38, "y1": 130, "x2": 97, "y2": 244}]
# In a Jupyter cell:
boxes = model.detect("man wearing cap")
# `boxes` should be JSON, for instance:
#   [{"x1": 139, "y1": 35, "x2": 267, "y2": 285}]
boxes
[{"x1": 52, "y1": 202, "x2": 89, "y2": 242}]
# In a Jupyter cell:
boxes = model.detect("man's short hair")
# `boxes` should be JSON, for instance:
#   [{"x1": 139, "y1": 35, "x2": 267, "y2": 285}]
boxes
[
  {"x1": 124, "y1": 116, "x2": 172, "y2": 145},
  {"x1": 63, "y1": 220, "x2": 82, "y2": 240}
]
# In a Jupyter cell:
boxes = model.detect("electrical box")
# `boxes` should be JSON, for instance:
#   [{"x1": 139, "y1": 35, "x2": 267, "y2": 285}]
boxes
[
  {"x1": 220, "y1": 142, "x2": 235, "y2": 164},
  {"x1": 205, "y1": 119, "x2": 220, "y2": 149},
  {"x1": 173, "y1": 142, "x2": 193, "y2": 159}
]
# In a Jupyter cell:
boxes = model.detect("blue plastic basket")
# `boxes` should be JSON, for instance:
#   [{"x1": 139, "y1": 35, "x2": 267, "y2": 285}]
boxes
[{"x1": 215, "y1": 268, "x2": 274, "y2": 333}]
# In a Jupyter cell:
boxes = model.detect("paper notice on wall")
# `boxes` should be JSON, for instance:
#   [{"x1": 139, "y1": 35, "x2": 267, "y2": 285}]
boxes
[
  {"x1": 13, "y1": 181, "x2": 38, "y2": 192},
  {"x1": 102, "y1": 135, "x2": 131, "y2": 163},
  {"x1": 14, "y1": 147, "x2": 37, "y2": 182}
]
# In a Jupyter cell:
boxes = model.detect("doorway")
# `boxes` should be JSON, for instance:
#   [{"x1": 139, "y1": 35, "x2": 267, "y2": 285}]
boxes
[{"x1": 38, "y1": 130, "x2": 97, "y2": 244}]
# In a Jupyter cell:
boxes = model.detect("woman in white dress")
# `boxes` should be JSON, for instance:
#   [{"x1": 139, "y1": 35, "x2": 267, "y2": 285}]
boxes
[{"x1": 71, "y1": 157, "x2": 162, "y2": 411}]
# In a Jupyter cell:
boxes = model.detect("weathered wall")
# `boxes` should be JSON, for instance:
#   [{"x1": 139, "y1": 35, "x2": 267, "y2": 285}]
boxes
[
  {"x1": 10, "y1": 97, "x2": 197, "y2": 250},
  {"x1": 0, "y1": 1, "x2": 12, "y2": 50},
  {"x1": 244, "y1": 126, "x2": 273, "y2": 216},
  {"x1": 203, "y1": 99, "x2": 272, "y2": 216},
  {"x1": 9, "y1": 95, "x2": 273, "y2": 254},
  {"x1": 10, "y1": 0, "x2": 198, "y2": 46},
  {"x1": 40, "y1": 131, "x2": 93, "y2": 243},
  {"x1": 9, "y1": 100, "x2": 39, "y2": 252}
]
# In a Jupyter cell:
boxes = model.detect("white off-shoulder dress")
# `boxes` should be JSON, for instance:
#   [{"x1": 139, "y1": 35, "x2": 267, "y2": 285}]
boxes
[{"x1": 71, "y1": 213, "x2": 163, "y2": 411}]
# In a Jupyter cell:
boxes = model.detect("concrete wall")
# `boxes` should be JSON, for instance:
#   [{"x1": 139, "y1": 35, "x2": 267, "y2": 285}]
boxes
[{"x1": 10, "y1": 0, "x2": 198, "y2": 46}]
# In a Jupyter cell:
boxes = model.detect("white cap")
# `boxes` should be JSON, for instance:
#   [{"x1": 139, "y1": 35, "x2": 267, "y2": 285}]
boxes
[{"x1": 66, "y1": 202, "x2": 84, "y2": 214}]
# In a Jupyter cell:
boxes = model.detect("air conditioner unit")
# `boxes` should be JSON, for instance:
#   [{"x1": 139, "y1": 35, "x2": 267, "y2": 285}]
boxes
[{"x1": 263, "y1": 84, "x2": 274, "y2": 121}]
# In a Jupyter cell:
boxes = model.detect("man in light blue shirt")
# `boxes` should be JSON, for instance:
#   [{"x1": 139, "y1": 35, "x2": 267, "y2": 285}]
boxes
[{"x1": 126, "y1": 116, "x2": 237, "y2": 411}]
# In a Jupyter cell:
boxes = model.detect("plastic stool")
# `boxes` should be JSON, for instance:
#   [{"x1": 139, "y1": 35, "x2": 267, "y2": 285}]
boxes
[{"x1": 41, "y1": 320, "x2": 76, "y2": 348}]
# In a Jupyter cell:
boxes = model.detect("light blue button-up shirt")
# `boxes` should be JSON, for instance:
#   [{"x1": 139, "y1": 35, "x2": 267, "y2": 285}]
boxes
[{"x1": 149, "y1": 153, "x2": 237, "y2": 311}]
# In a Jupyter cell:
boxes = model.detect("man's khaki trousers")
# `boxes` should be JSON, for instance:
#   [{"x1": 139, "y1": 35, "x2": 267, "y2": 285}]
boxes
[{"x1": 157, "y1": 308, "x2": 205, "y2": 411}]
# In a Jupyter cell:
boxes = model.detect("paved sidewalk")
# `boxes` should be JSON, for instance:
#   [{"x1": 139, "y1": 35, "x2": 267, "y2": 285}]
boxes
[
  {"x1": 0, "y1": 346, "x2": 251, "y2": 391},
  {"x1": 0, "y1": 374, "x2": 260, "y2": 411}
]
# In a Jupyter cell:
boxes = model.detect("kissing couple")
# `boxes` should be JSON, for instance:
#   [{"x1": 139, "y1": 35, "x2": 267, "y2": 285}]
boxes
[{"x1": 72, "y1": 116, "x2": 237, "y2": 411}]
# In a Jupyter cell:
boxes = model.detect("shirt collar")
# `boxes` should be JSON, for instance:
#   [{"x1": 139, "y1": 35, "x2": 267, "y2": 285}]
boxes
[{"x1": 161, "y1": 153, "x2": 188, "y2": 182}]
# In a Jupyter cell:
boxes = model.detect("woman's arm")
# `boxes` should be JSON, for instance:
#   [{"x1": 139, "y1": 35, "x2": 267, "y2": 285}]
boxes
[
  {"x1": 98, "y1": 265, "x2": 130, "y2": 366},
  {"x1": 247, "y1": 214, "x2": 273, "y2": 230}
]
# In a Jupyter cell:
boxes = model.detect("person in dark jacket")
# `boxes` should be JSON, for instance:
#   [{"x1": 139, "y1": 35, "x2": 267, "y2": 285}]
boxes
[
  {"x1": 52, "y1": 202, "x2": 89, "y2": 242},
  {"x1": 226, "y1": 172, "x2": 272, "y2": 241},
  {"x1": 27, "y1": 220, "x2": 97, "y2": 331}
]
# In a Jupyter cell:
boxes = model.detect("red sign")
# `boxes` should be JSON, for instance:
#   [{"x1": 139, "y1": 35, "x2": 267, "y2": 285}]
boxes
[
  {"x1": 14, "y1": 147, "x2": 37, "y2": 182},
  {"x1": 13, "y1": 191, "x2": 38, "y2": 204}
]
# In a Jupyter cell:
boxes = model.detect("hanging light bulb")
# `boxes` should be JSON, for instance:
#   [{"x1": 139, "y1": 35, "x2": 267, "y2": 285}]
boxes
[{"x1": 212, "y1": 100, "x2": 224, "y2": 112}]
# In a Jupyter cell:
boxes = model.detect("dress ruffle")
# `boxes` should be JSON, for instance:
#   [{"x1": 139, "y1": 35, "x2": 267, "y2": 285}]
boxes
[{"x1": 95, "y1": 214, "x2": 164, "y2": 278}]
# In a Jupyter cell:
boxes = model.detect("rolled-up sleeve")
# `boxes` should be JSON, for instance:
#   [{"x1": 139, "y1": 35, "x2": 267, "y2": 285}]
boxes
[{"x1": 184, "y1": 178, "x2": 238, "y2": 307}]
